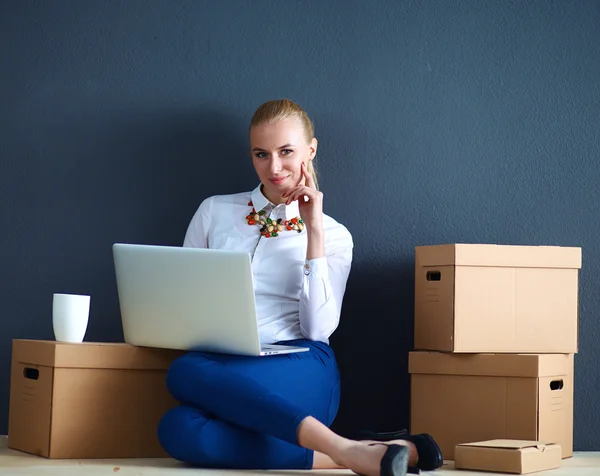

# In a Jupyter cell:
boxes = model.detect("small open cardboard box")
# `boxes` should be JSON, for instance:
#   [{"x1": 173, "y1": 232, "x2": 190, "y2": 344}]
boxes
[
  {"x1": 8, "y1": 339, "x2": 184, "y2": 459},
  {"x1": 414, "y1": 243, "x2": 581, "y2": 353},
  {"x1": 455, "y1": 440, "x2": 562, "y2": 474}
]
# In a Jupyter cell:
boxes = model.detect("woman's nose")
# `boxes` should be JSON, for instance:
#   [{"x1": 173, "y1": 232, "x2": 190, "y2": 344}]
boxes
[{"x1": 270, "y1": 157, "x2": 282, "y2": 173}]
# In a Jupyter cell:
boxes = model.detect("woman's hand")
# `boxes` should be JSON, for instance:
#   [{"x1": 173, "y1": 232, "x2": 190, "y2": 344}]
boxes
[{"x1": 281, "y1": 162, "x2": 324, "y2": 235}]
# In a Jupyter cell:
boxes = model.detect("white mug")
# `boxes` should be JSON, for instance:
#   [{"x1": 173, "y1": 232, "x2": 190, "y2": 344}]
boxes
[{"x1": 52, "y1": 293, "x2": 90, "y2": 343}]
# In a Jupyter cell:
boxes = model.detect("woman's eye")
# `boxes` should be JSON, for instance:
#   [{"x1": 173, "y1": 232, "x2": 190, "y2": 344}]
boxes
[
  {"x1": 255, "y1": 152, "x2": 267, "y2": 159},
  {"x1": 281, "y1": 149, "x2": 293, "y2": 156}
]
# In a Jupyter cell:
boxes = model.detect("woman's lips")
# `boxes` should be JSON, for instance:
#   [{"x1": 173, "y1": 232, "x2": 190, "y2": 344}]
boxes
[{"x1": 269, "y1": 176, "x2": 289, "y2": 185}]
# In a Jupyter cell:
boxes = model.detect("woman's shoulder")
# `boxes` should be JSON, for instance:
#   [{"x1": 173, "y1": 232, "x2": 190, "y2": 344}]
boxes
[{"x1": 194, "y1": 191, "x2": 252, "y2": 212}]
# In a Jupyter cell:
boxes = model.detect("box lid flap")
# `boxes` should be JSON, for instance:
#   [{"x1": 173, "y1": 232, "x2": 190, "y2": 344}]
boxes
[
  {"x1": 408, "y1": 351, "x2": 572, "y2": 377},
  {"x1": 458, "y1": 440, "x2": 557, "y2": 450},
  {"x1": 12, "y1": 340, "x2": 183, "y2": 369},
  {"x1": 416, "y1": 243, "x2": 582, "y2": 269}
]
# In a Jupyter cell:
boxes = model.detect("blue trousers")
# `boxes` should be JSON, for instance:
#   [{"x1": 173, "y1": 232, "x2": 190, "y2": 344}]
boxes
[{"x1": 157, "y1": 339, "x2": 341, "y2": 469}]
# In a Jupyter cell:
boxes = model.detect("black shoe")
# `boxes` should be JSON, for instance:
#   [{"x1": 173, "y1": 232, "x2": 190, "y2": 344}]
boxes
[
  {"x1": 375, "y1": 444, "x2": 409, "y2": 476},
  {"x1": 355, "y1": 430, "x2": 419, "y2": 473},
  {"x1": 398, "y1": 434, "x2": 443, "y2": 471}
]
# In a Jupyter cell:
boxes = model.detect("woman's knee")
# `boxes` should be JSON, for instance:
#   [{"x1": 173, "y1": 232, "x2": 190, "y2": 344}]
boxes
[
  {"x1": 158, "y1": 405, "x2": 211, "y2": 464},
  {"x1": 165, "y1": 356, "x2": 188, "y2": 400},
  {"x1": 166, "y1": 353, "x2": 215, "y2": 402}
]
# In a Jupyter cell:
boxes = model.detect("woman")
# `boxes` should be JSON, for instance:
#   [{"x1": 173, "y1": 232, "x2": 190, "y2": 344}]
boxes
[{"x1": 157, "y1": 99, "x2": 442, "y2": 476}]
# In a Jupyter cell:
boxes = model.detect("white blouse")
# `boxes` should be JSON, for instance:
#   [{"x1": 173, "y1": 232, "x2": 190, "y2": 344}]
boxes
[{"x1": 183, "y1": 184, "x2": 354, "y2": 344}]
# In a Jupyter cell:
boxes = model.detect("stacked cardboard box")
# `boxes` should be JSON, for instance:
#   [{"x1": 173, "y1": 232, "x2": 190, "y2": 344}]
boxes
[{"x1": 408, "y1": 244, "x2": 581, "y2": 461}]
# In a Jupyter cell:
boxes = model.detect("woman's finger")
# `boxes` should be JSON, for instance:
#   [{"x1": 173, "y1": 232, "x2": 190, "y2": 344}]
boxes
[
  {"x1": 302, "y1": 162, "x2": 316, "y2": 189},
  {"x1": 283, "y1": 185, "x2": 307, "y2": 198},
  {"x1": 285, "y1": 185, "x2": 310, "y2": 198},
  {"x1": 286, "y1": 190, "x2": 307, "y2": 204},
  {"x1": 285, "y1": 188, "x2": 308, "y2": 205},
  {"x1": 294, "y1": 186, "x2": 318, "y2": 200},
  {"x1": 282, "y1": 185, "x2": 302, "y2": 199},
  {"x1": 287, "y1": 188, "x2": 321, "y2": 205}
]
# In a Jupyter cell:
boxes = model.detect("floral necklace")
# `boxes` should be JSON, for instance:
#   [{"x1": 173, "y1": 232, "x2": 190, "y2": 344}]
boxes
[{"x1": 245, "y1": 201, "x2": 304, "y2": 238}]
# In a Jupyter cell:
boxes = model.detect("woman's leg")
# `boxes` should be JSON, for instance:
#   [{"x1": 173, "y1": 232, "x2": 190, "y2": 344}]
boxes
[
  {"x1": 298, "y1": 416, "x2": 418, "y2": 474},
  {"x1": 159, "y1": 407, "x2": 415, "y2": 474},
  {"x1": 159, "y1": 340, "x2": 417, "y2": 474},
  {"x1": 159, "y1": 340, "x2": 341, "y2": 469},
  {"x1": 308, "y1": 423, "x2": 419, "y2": 469},
  {"x1": 159, "y1": 405, "x2": 316, "y2": 469}
]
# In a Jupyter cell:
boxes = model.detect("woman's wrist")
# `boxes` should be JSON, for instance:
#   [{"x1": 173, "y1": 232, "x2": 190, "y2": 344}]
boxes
[
  {"x1": 306, "y1": 227, "x2": 325, "y2": 260},
  {"x1": 307, "y1": 223, "x2": 324, "y2": 236}
]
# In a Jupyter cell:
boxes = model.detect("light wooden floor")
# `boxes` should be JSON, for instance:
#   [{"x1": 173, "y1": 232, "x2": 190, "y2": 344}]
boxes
[{"x1": 1, "y1": 437, "x2": 599, "y2": 475}]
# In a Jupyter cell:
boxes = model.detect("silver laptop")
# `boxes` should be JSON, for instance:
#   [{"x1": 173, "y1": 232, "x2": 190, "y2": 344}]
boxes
[{"x1": 112, "y1": 243, "x2": 309, "y2": 356}]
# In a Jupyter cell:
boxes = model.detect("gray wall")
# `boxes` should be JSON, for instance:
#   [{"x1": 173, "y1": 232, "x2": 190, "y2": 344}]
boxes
[{"x1": 1, "y1": 0, "x2": 598, "y2": 450}]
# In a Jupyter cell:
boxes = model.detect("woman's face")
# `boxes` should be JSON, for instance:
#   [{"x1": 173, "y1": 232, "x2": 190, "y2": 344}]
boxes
[{"x1": 250, "y1": 118, "x2": 316, "y2": 204}]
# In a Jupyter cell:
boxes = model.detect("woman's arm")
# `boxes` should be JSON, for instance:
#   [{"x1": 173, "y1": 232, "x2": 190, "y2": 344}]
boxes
[
  {"x1": 299, "y1": 239, "x2": 353, "y2": 342},
  {"x1": 282, "y1": 163, "x2": 353, "y2": 342}
]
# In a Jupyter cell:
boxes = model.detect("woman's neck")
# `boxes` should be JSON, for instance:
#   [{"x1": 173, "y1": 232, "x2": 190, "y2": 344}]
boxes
[{"x1": 261, "y1": 184, "x2": 285, "y2": 206}]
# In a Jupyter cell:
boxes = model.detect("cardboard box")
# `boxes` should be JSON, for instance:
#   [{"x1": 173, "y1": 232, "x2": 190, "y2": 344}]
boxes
[
  {"x1": 455, "y1": 440, "x2": 562, "y2": 474},
  {"x1": 409, "y1": 351, "x2": 573, "y2": 460},
  {"x1": 414, "y1": 243, "x2": 581, "y2": 353},
  {"x1": 8, "y1": 339, "x2": 184, "y2": 459}
]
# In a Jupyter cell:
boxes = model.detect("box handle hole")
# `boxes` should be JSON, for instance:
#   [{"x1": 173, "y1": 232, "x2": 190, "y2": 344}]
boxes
[
  {"x1": 550, "y1": 379, "x2": 564, "y2": 391},
  {"x1": 23, "y1": 368, "x2": 39, "y2": 380},
  {"x1": 426, "y1": 271, "x2": 442, "y2": 281}
]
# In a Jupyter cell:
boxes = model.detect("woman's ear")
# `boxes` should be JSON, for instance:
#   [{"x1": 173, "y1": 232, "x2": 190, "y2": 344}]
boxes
[{"x1": 309, "y1": 137, "x2": 318, "y2": 159}]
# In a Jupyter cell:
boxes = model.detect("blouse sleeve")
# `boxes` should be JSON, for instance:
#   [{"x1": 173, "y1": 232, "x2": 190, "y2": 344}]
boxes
[{"x1": 298, "y1": 226, "x2": 353, "y2": 343}]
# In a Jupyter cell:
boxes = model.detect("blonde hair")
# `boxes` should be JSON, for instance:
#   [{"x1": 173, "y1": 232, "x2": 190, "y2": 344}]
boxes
[{"x1": 250, "y1": 99, "x2": 319, "y2": 190}]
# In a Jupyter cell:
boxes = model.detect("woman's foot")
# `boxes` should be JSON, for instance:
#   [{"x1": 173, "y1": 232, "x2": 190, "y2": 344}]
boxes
[
  {"x1": 335, "y1": 441, "x2": 409, "y2": 476},
  {"x1": 361, "y1": 439, "x2": 418, "y2": 467},
  {"x1": 386, "y1": 434, "x2": 442, "y2": 471},
  {"x1": 297, "y1": 417, "x2": 413, "y2": 475}
]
